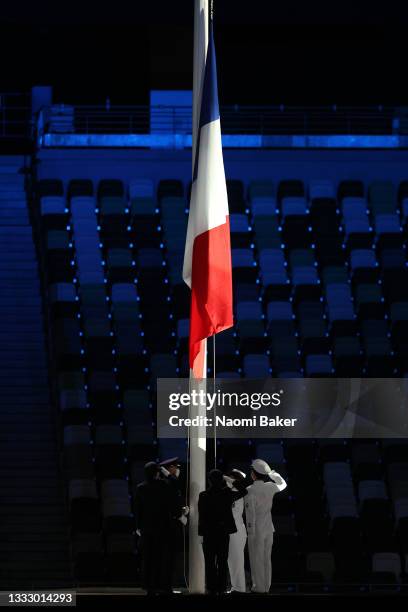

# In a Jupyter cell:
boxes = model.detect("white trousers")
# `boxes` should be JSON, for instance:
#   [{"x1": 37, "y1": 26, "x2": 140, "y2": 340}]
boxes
[
  {"x1": 248, "y1": 531, "x2": 274, "y2": 593},
  {"x1": 228, "y1": 526, "x2": 247, "y2": 592}
]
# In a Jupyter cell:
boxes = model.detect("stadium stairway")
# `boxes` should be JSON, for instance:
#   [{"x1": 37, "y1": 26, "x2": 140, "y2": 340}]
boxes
[{"x1": 0, "y1": 157, "x2": 72, "y2": 588}]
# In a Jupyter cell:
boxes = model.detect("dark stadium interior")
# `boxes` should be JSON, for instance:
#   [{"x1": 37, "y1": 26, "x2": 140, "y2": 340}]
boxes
[
  {"x1": 1, "y1": 2, "x2": 408, "y2": 105},
  {"x1": 0, "y1": 0, "x2": 408, "y2": 601}
]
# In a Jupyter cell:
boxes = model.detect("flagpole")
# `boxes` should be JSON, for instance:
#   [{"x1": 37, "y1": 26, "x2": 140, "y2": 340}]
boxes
[{"x1": 188, "y1": 0, "x2": 209, "y2": 595}]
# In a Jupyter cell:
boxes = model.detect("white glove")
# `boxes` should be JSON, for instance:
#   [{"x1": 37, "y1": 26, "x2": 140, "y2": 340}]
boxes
[
  {"x1": 179, "y1": 515, "x2": 187, "y2": 526},
  {"x1": 223, "y1": 475, "x2": 234, "y2": 484},
  {"x1": 136, "y1": 529, "x2": 141, "y2": 537},
  {"x1": 182, "y1": 506, "x2": 189, "y2": 516},
  {"x1": 160, "y1": 466, "x2": 170, "y2": 477}
]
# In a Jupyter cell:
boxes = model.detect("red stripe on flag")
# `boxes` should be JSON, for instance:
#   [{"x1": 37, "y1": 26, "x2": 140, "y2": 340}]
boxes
[
  {"x1": 189, "y1": 217, "x2": 233, "y2": 373},
  {"x1": 191, "y1": 339, "x2": 206, "y2": 379}
]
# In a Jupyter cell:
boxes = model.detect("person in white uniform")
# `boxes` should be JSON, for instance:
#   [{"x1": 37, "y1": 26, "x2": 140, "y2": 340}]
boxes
[
  {"x1": 226, "y1": 469, "x2": 247, "y2": 593},
  {"x1": 245, "y1": 459, "x2": 287, "y2": 594}
]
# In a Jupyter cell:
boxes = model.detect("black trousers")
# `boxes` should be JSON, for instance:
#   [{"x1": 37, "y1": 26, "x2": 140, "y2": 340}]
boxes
[
  {"x1": 140, "y1": 529, "x2": 171, "y2": 593},
  {"x1": 168, "y1": 520, "x2": 183, "y2": 586},
  {"x1": 202, "y1": 532, "x2": 230, "y2": 594}
]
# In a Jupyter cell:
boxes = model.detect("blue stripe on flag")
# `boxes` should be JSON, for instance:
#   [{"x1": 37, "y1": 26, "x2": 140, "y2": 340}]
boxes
[
  {"x1": 193, "y1": 23, "x2": 220, "y2": 182},
  {"x1": 199, "y1": 24, "x2": 220, "y2": 128}
]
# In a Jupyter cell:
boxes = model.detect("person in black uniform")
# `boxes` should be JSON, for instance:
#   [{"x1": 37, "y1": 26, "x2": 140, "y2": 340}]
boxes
[
  {"x1": 159, "y1": 457, "x2": 189, "y2": 589},
  {"x1": 159, "y1": 457, "x2": 185, "y2": 506},
  {"x1": 198, "y1": 469, "x2": 248, "y2": 595},
  {"x1": 134, "y1": 461, "x2": 183, "y2": 595}
]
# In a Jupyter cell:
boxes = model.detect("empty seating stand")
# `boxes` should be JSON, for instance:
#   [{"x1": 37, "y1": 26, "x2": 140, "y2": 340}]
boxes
[{"x1": 32, "y1": 172, "x2": 408, "y2": 590}]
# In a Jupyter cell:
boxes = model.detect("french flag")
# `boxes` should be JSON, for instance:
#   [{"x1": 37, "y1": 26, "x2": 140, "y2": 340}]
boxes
[{"x1": 183, "y1": 21, "x2": 233, "y2": 379}]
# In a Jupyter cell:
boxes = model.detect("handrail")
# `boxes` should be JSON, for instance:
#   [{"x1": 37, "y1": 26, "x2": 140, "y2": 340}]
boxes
[
  {"x1": 0, "y1": 94, "x2": 406, "y2": 141},
  {"x1": 40, "y1": 104, "x2": 399, "y2": 136}
]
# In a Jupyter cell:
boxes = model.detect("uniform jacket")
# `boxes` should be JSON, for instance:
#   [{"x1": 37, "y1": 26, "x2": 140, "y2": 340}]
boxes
[
  {"x1": 245, "y1": 472, "x2": 287, "y2": 536},
  {"x1": 198, "y1": 481, "x2": 248, "y2": 537},
  {"x1": 134, "y1": 478, "x2": 183, "y2": 533}
]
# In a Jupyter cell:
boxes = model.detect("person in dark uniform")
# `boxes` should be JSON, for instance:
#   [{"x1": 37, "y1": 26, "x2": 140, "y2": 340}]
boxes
[
  {"x1": 134, "y1": 461, "x2": 183, "y2": 595},
  {"x1": 159, "y1": 457, "x2": 184, "y2": 504},
  {"x1": 159, "y1": 457, "x2": 189, "y2": 589},
  {"x1": 198, "y1": 469, "x2": 248, "y2": 595}
]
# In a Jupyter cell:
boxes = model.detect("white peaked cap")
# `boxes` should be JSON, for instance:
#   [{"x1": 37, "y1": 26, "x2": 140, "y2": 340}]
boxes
[
  {"x1": 251, "y1": 459, "x2": 272, "y2": 475},
  {"x1": 231, "y1": 469, "x2": 246, "y2": 479}
]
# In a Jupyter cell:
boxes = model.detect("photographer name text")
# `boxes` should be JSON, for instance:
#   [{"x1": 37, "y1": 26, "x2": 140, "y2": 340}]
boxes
[{"x1": 167, "y1": 415, "x2": 298, "y2": 428}]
